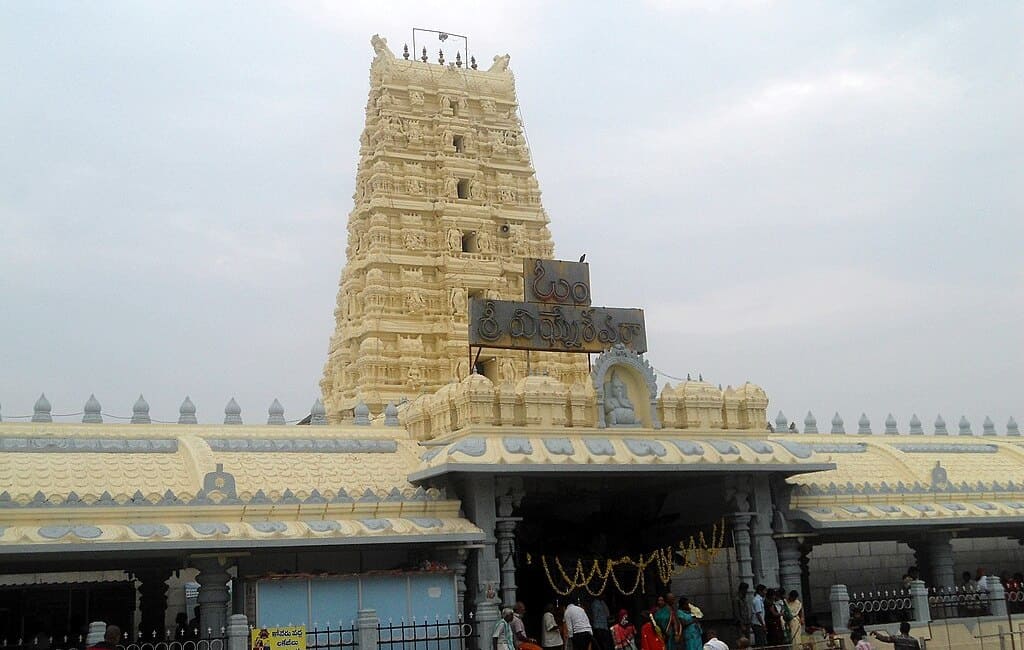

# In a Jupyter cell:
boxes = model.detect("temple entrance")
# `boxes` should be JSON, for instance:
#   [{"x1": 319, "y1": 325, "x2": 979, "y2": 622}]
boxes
[
  {"x1": 0, "y1": 581, "x2": 135, "y2": 645},
  {"x1": 511, "y1": 474, "x2": 732, "y2": 627}
]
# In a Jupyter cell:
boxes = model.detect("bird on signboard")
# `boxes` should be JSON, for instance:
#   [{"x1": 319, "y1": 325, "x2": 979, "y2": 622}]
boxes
[{"x1": 579, "y1": 253, "x2": 586, "y2": 263}]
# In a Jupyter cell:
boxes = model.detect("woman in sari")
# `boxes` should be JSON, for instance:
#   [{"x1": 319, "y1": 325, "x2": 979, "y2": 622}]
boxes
[
  {"x1": 765, "y1": 589, "x2": 788, "y2": 646},
  {"x1": 654, "y1": 594, "x2": 683, "y2": 650},
  {"x1": 610, "y1": 610, "x2": 637, "y2": 650},
  {"x1": 640, "y1": 608, "x2": 665, "y2": 650},
  {"x1": 786, "y1": 591, "x2": 804, "y2": 649},
  {"x1": 677, "y1": 597, "x2": 702, "y2": 650}
]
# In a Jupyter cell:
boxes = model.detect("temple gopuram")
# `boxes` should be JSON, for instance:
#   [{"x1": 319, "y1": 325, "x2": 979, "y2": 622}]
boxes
[{"x1": 1, "y1": 33, "x2": 1022, "y2": 650}]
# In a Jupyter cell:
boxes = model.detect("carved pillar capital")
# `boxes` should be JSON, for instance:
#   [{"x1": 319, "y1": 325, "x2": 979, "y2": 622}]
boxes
[{"x1": 193, "y1": 557, "x2": 232, "y2": 639}]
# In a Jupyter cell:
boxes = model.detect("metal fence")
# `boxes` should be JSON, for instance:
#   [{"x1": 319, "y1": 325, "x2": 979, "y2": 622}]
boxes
[
  {"x1": 377, "y1": 617, "x2": 475, "y2": 650},
  {"x1": 927, "y1": 586, "x2": 991, "y2": 620},
  {"x1": 848, "y1": 589, "x2": 914, "y2": 626},
  {"x1": 305, "y1": 624, "x2": 359, "y2": 650}
]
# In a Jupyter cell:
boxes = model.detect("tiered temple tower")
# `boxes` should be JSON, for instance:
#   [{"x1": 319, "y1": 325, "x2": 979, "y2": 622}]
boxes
[{"x1": 321, "y1": 35, "x2": 588, "y2": 421}]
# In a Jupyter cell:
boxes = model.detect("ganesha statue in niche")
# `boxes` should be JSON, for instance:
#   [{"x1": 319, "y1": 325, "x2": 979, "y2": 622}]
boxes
[{"x1": 603, "y1": 370, "x2": 638, "y2": 427}]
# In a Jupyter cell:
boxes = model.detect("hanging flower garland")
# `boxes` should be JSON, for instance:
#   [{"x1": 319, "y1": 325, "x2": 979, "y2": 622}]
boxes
[{"x1": 526, "y1": 518, "x2": 727, "y2": 597}]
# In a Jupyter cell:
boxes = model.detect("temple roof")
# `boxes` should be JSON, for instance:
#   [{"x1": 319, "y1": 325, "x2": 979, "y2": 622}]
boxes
[
  {"x1": 0, "y1": 422, "x2": 483, "y2": 554},
  {"x1": 786, "y1": 434, "x2": 1024, "y2": 531}
]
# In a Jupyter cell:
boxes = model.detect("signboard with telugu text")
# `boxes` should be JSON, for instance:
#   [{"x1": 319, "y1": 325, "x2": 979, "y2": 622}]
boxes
[
  {"x1": 252, "y1": 626, "x2": 306, "y2": 650},
  {"x1": 467, "y1": 257, "x2": 647, "y2": 353}
]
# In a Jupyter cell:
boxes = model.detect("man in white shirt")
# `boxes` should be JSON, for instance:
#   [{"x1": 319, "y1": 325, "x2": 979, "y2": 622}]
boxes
[
  {"x1": 703, "y1": 629, "x2": 728, "y2": 650},
  {"x1": 542, "y1": 603, "x2": 564, "y2": 650},
  {"x1": 495, "y1": 608, "x2": 517, "y2": 650},
  {"x1": 564, "y1": 599, "x2": 593, "y2": 650}
]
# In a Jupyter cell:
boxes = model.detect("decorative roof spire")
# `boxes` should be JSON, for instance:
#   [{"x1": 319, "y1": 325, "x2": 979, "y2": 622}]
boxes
[
  {"x1": 310, "y1": 398, "x2": 327, "y2": 426},
  {"x1": 884, "y1": 413, "x2": 898, "y2": 435},
  {"x1": 934, "y1": 414, "x2": 948, "y2": 435},
  {"x1": 421, "y1": 46, "x2": 428, "y2": 63},
  {"x1": 402, "y1": 44, "x2": 410, "y2": 60},
  {"x1": 438, "y1": 49, "x2": 444, "y2": 65},
  {"x1": 958, "y1": 415, "x2": 972, "y2": 436},
  {"x1": 267, "y1": 398, "x2": 285, "y2": 425},
  {"x1": 384, "y1": 402, "x2": 400, "y2": 427},
  {"x1": 983, "y1": 416, "x2": 996, "y2": 436},
  {"x1": 470, "y1": 55, "x2": 477, "y2": 70},
  {"x1": 858, "y1": 413, "x2": 872, "y2": 435},
  {"x1": 131, "y1": 394, "x2": 151, "y2": 424},
  {"x1": 178, "y1": 396, "x2": 197, "y2": 424},
  {"x1": 224, "y1": 397, "x2": 242, "y2": 425},
  {"x1": 775, "y1": 411, "x2": 788, "y2": 434},
  {"x1": 909, "y1": 414, "x2": 923, "y2": 435},
  {"x1": 455, "y1": 52, "x2": 462, "y2": 68},
  {"x1": 831, "y1": 412, "x2": 845, "y2": 434},
  {"x1": 804, "y1": 411, "x2": 818, "y2": 434},
  {"x1": 32, "y1": 393, "x2": 52, "y2": 423},
  {"x1": 1008, "y1": 416, "x2": 1020, "y2": 437},
  {"x1": 353, "y1": 401, "x2": 371, "y2": 426},
  {"x1": 83, "y1": 394, "x2": 103, "y2": 424}
]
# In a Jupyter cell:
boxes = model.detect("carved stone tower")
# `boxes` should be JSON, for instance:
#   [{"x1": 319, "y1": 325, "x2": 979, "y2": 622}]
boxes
[{"x1": 321, "y1": 35, "x2": 588, "y2": 421}]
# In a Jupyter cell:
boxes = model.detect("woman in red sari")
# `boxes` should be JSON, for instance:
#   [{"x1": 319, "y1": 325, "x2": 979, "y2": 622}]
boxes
[{"x1": 640, "y1": 608, "x2": 665, "y2": 650}]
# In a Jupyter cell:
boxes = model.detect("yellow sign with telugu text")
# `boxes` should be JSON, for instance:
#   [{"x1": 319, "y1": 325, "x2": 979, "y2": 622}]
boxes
[{"x1": 252, "y1": 626, "x2": 306, "y2": 650}]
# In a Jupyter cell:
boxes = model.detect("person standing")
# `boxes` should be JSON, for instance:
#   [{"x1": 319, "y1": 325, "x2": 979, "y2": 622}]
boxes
[
  {"x1": 542, "y1": 603, "x2": 564, "y2": 650},
  {"x1": 677, "y1": 597, "x2": 702, "y2": 650},
  {"x1": 785, "y1": 591, "x2": 804, "y2": 649},
  {"x1": 750, "y1": 586, "x2": 767, "y2": 647},
  {"x1": 495, "y1": 609, "x2": 517, "y2": 650},
  {"x1": 87, "y1": 626, "x2": 120, "y2": 650},
  {"x1": 513, "y1": 602, "x2": 543, "y2": 650},
  {"x1": 870, "y1": 622, "x2": 921, "y2": 650},
  {"x1": 640, "y1": 608, "x2": 665, "y2": 650},
  {"x1": 565, "y1": 597, "x2": 594, "y2": 650},
  {"x1": 735, "y1": 583, "x2": 752, "y2": 639},
  {"x1": 591, "y1": 598, "x2": 612, "y2": 650},
  {"x1": 702, "y1": 629, "x2": 728, "y2": 650},
  {"x1": 610, "y1": 610, "x2": 637, "y2": 650}
]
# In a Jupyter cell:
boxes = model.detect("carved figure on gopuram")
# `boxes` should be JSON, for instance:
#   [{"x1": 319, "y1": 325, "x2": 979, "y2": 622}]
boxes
[{"x1": 604, "y1": 370, "x2": 637, "y2": 426}]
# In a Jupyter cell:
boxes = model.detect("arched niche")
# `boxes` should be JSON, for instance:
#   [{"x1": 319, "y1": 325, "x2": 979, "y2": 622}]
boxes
[{"x1": 591, "y1": 343, "x2": 661, "y2": 429}]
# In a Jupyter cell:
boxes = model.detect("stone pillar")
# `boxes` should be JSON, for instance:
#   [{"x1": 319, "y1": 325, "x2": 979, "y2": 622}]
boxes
[
  {"x1": 926, "y1": 533, "x2": 955, "y2": 589},
  {"x1": 356, "y1": 609, "x2": 380, "y2": 650},
  {"x1": 908, "y1": 539, "x2": 931, "y2": 586},
  {"x1": 799, "y1": 543, "x2": 813, "y2": 613},
  {"x1": 777, "y1": 538, "x2": 802, "y2": 597},
  {"x1": 461, "y1": 476, "x2": 501, "y2": 649},
  {"x1": 231, "y1": 572, "x2": 245, "y2": 617},
  {"x1": 909, "y1": 579, "x2": 930, "y2": 623},
  {"x1": 194, "y1": 558, "x2": 231, "y2": 638},
  {"x1": 135, "y1": 568, "x2": 172, "y2": 640},
  {"x1": 451, "y1": 548, "x2": 469, "y2": 620},
  {"x1": 227, "y1": 614, "x2": 249, "y2": 650},
  {"x1": 730, "y1": 513, "x2": 756, "y2": 589},
  {"x1": 829, "y1": 584, "x2": 851, "y2": 633},
  {"x1": 749, "y1": 476, "x2": 780, "y2": 587}
]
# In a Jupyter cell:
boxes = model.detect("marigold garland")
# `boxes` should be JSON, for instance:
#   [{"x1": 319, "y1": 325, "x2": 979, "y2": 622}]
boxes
[{"x1": 529, "y1": 518, "x2": 726, "y2": 597}]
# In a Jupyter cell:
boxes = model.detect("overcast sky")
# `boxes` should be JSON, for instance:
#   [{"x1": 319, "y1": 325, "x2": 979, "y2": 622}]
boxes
[{"x1": 1, "y1": 2, "x2": 1021, "y2": 429}]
